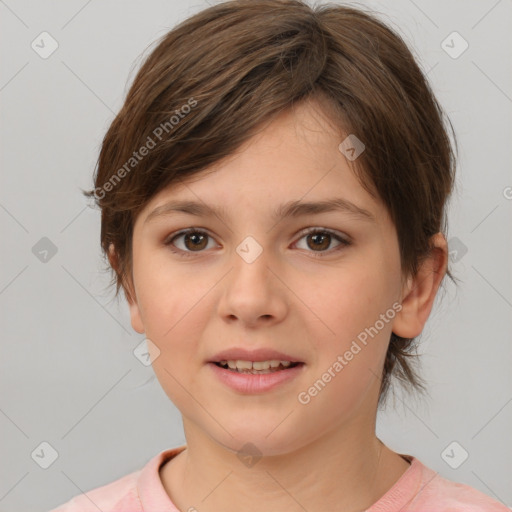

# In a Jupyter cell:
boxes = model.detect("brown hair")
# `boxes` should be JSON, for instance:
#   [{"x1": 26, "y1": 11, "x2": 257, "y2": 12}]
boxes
[{"x1": 83, "y1": 0, "x2": 457, "y2": 406}]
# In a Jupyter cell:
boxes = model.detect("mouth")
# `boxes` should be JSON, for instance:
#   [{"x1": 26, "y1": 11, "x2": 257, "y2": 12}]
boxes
[
  {"x1": 212, "y1": 360, "x2": 303, "y2": 374},
  {"x1": 208, "y1": 358, "x2": 305, "y2": 393}
]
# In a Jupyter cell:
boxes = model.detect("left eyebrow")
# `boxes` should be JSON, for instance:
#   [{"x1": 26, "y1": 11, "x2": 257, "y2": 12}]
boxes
[{"x1": 144, "y1": 197, "x2": 376, "y2": 224}]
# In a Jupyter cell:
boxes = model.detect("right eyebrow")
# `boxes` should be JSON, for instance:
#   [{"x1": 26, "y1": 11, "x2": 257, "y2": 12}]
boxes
[{"x1": 145, "y1": 197, "x2": 376, "y2": 224}]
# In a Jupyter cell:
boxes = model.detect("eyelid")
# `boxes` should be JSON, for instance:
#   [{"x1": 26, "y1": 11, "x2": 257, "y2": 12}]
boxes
[
  {"x1": 164, "y1": 226, "x2": 351, "y2": 257},
  {"x1": 295, "y1": 226, "x2": 351, "y2": 244}
]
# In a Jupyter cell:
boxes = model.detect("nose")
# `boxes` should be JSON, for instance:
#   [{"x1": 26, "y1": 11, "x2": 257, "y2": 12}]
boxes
[{"x1": 216, "y1": 238, "x2": 288, "y2": 328}]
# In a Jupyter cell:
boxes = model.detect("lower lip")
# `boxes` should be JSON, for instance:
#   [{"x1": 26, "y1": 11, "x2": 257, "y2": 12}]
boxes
[{"x1": 207, "y1": 362, "x2": 305, "y2": 393}]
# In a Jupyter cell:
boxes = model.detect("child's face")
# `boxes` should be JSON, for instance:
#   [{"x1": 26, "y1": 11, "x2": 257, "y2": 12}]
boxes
[{"x1": 127, "y1": 98, "x2": 409, "y2": 455}]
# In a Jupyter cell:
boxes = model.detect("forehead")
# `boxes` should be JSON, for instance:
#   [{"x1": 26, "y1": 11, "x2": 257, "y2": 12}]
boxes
[{"x1": 138, "y1": 99, "x2": 384, "y2": 227}]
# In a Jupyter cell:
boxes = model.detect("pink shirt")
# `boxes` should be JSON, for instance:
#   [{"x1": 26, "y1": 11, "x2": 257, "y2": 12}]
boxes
[{"x1": 49, "y1": 445, "x2": 509, "y2": 511}]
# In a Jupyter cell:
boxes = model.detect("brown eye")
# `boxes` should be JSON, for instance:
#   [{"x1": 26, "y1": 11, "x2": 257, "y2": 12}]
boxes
[
  {"x1": 294, "y1": 228, "x2": 351, "y2": 257},
  {"x1": 306, "y1": 232, "x2": 331, "y2": 251},
  {"x1": 164, "y1": 227, "x2": 350, "y2": 259},
  {"x1": 165, "y1": 229, "x2": 215, "y2": 257},
  {"x1": 182, "y1": 232, "x2": 208, "y2": 251}
]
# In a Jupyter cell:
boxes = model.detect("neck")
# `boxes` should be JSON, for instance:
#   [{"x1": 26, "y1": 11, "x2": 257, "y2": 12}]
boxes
[{"x1": 160, "y1": 425, "x2": 410, "y2": 512}]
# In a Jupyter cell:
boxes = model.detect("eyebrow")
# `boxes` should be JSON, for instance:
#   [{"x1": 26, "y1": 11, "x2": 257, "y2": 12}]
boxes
[{"x1": 145, "y1": 197, "x2": 376, "y2": 224}]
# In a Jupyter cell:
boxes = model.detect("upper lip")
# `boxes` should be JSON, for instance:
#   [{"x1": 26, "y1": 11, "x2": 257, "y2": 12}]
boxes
[{"x1": 208, "y1": 348, "x2": 304, "y2": 363}]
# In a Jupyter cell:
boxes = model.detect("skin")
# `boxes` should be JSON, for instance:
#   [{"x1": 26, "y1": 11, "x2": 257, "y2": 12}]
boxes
[{"x1": 111, "y1": 96, "x2": 448, "y2": 511}]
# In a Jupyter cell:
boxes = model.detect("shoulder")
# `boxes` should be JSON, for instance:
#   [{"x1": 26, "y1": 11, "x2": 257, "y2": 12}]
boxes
[
  {"x1": 47, "y1": 446, "x2": 186, "y2": 512},
  {"x1": 48, "y1": 470, "x2": 141, "y2": 512},
  {"x1": 408, "y1": 458, "x2": 510, "y2": 511}
]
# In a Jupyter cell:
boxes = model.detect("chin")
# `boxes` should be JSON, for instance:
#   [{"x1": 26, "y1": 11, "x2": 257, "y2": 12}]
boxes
[{"x1": 214, "y1": 425, "x2": 303, "y2": 459}]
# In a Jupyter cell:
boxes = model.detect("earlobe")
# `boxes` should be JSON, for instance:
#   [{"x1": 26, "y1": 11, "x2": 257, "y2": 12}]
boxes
[
  {"x1": 108, "y1": 243, "x2": 145, "y2": 334},
  {"x1": 107, "y1": 243, "x2": 118, "y2": 272},
  {"x1": 392, "y1": 233, "x2": 448, "y2": 339},
  {"x1": 124, "y1": 274, "x2": 145, "y2": 334},
  {"x1": 128, "y1": 298, "x2": 145, "y2": 334}
]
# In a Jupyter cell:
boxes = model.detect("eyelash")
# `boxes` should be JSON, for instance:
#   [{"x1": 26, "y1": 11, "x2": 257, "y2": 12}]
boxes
[{"x1": 163, "y1": 227, "x2": 351, "y2": 259}]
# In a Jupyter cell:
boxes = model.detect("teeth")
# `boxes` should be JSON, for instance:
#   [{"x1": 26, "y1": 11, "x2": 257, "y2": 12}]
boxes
[
  {"x1": 218, "y1": 359, "x2": 295, "y2": 372},
  {"x1": 252, "y1": 361, "x2": 270, "y2": 370}
]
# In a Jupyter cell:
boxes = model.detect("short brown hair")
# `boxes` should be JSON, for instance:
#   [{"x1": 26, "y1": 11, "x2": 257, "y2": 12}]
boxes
[{"x1": 84, "y1": 0, "x2": 457, "y2": 406}]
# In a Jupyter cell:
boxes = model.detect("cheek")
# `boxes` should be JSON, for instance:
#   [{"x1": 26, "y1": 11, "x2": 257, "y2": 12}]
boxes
[
  {"x1": 133, "y1": 246, "x2": 204, "y2": 334},
  {"x1": 304, "y1": 258, "x2": 396, "y2": 398},
  {"x1": 137, "y1": 264, "x2": 213, "y2": 405},
  {"x1": 132, "y1": 250, "x2": 226, "y2": 361},
  {"x1": 313, "y1": 261, "x2": 394, "y2": 342}
]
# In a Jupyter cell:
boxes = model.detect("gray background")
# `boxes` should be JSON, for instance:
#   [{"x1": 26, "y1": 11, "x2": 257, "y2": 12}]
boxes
[{"x1": 1, "y1": 0, "x2": 511, "y2": 510}]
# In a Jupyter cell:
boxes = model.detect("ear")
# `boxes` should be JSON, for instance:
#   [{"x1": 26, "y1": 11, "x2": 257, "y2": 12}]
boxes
[
  {"x1": 108, "y1": 244, "x2": 145, "y2": 334},
  {"x1": 392, "y1": 233, "x2": 448, "y2": 339}
]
